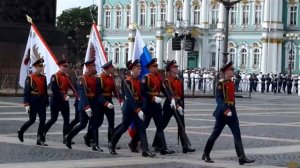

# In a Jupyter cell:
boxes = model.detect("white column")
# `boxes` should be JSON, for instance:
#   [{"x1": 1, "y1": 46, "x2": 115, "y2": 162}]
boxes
[
  {"x1": 270, "y1": 43, "x2": 277, "y2": 73},
  {"x1": 277, "y1": 42, "x2": 283, "y2": 73},
  {"x1": 131, "y1": 0, "x2": 137, "y2": 24},
  {"x1": 262, "y1": 0, "x2": 270, "y2": 29},
  {"x1": 183, "y1": 0, "x2": 190, "y2": 22},
  {"x1": 175, "y1": 50, "x2": 181, "y2": 67},
  {"x1": 201, "y1": 0, "x2": 209, "y2": 28},
  {"x1": 167, "y1": 0, "x2": 174, "y2": 24},
  {"x1": 278, "y1": 0, "x2": 283, "y2": 22},
  {"x1": 261, "y1": 43, "x2": 268, "y2": 73},
  {"x1": 156, "y1": 31, "x2": 164, "y2": 69},
  {"x1": 97, "y1": 0, "x2": 103, "y2": 29},
  {"x1": 190, "y1": 7, "x2": 195, "y2": 26},
  {"x1": 217, "y1": 4, "x2": 225, "y2": 29},
  {"x1": 128, "y1": 31, "x2": 135, "y2": 61}
]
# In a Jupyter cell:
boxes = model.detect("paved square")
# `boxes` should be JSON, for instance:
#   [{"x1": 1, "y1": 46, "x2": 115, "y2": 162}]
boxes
[{"x1": 0, "y1": 93, "x2": 299, "y2": 168}]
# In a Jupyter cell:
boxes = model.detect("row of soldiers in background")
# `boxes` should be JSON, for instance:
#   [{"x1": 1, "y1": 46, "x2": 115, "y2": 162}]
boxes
[
  {"x1": 17, "y1": 56, "x2": 195, "y2": 158},
  {"x1": 234, "y1": 72, "x2": 299, "y2": 94},
  {"x1": 183, "y1": 69, "x2": 216, "y2": 93}
]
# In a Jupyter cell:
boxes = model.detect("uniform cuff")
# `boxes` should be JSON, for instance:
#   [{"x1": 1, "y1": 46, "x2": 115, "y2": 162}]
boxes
[
  {"x1": 104, "y1": 102, "x2": 109, "y2": 107},
  {"x1": 134, "y1": 108, "x2": 141, "y2": 114},
  {"x1": 24, "y1": 103, "x2": 29, "y2": 107},
  {"x1": 224, "y1": 109, "x2": 231, "y2": 115},
  {"x1": 84, "y1": 105, "x2": 90, "y2": 111}
]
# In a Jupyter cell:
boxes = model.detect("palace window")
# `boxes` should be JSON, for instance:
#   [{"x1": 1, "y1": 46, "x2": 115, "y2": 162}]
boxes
[
  {"x1": 105, "y1": 10, "x2": 111, "y2": 28},
  {"x1": 160, "y1": 5, "x2": 166, "y2": 21},
  {"x1": 211, "y1": 5, "x2": 219, "y2": 25},
  {"x1": 229, "y1": 5, "x2": 237, "y2": 25},
  {"x1": 140, "y1": 7, "x2": 146, "y2": 26},
  {"x1": 253, "y1": 49, "x2": 260, "y2": 65},
  {"x1": 194, "y1": 5, "x2": 201, "y2": 25},
  {"x1": 177, "y1": 6, "x2": 183, "y2": 21},
  {"x1": 242, "y1": 4, "x2": 249, "y2": 26},
  {"x1": 125, "y1": 7, "x2": 131, "y2": 28},
  {"x1": 229, "y1": 48, "x2": 235, "y2": 62},
  {"x1": 116, "y1": 8, "x2": 122, "y2": 29},
  {"x1": 115, "y1": 48, "x2": 120, "y2": 64},
  {"x1": 254, "y1": 4, "x2": 262, "y2": 25},
  {"x1": 289, "y1": 5, "x2": 297, "y2": 26},
  {"x1": 150, "y1": 5, "x2": 156, "y2": 26},
  {"x1": 241, "y1": 49, "x2": 247, "y2": 65}
]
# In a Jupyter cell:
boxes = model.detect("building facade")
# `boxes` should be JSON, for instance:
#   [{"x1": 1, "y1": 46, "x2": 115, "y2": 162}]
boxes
[{"x1": 97, "y1": 0, "x2": 300, "y2": 74}]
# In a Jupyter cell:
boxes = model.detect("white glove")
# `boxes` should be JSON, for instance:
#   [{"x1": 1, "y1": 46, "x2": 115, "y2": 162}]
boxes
[
  {"x1": 177, "y1": 106, "x2": 183, "y2": 115},
  {"x1": 226, "y1": 111, "x2": 232, "y2": 117},
  {"x1": 120, "y1": 102, "x2": 124, "y2": 108},
  {"x1": 138, "y1": 111, "x2": 144, "y2": 121},
  {"x1": 154, "y1": 96, "x2": 162, "y2": 104},
  {"x1": 107, "y1": 103, "x2": 114, "y2": 109},
  {"x1": 85, "y1": 108, "x2": 92, "y2": 118},
  {"x1": 170, "y1": 99, "x2": 176, "y2": 108},
  {"x1": 25, "y1": 106, "x2": 30, "y2": 114},
  {"x1": 64, "y1": 95, "x2": 69, "y2": 101}
]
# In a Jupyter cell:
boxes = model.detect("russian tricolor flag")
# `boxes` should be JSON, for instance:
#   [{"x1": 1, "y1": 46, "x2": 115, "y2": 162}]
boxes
[{"x1": 132, "y1": 29, "x2": 152, "y2": 79}]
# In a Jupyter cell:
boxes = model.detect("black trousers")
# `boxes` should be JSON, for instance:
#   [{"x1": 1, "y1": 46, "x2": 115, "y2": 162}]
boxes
[
  {"x1": 67, "y1": 99, "x2": 103, "y2": 146},
  {"x1": 19, "y1": 101, "x2": 46, "y2": 139},
  {"x1": 152, "y1": 100, "x2": 191, "y2": 149},
  {"x1": 142, "y1": 100, "x2": 167, "y2": 150},
  {"x1": 204, "y1": 107, "x2": 245, "y2": 158},
  {"x1": 44, "y1": 100, "x2": 70, "y2": 137},
  {"x1": 111, "y1": 107, "x2": 149, "y2": 151}
]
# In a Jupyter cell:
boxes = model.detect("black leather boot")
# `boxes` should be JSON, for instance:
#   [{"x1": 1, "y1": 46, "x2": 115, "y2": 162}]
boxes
[
  {"x1": 202, "y1": 153, "x2": 214, "y2": 163},
  {"x1": 142, "y1": 150, "x2": 156, "y2": 157},
  {"x1": 17, "y1": 130, "x2": 24, "y2": 142},
  {"x1": 183, "y1": 146, "x2": 196, "y2": 153},
  {"x1": 239, "y1": 157, "x2": 255, "y2": 165},
  {"x1": 160, "y1": 149, "x2": 175, "y2": 155},
  {"x1": 109, "y1": 145, "x2": 117, "y2": 155}
]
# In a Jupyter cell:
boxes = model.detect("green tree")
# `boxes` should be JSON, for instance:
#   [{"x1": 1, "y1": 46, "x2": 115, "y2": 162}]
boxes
[{"x1": 56, "y1": 5, "x2": 97, "y2": 65}]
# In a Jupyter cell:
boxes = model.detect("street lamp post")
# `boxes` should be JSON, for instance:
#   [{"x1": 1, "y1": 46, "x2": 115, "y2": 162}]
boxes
[
  {"x1": 286, "y1": 33, "x2": 299, "y2": 76},
  {"x1": 217, "y1": 0, "x2": 242, "y2": 64},
  {"x1": 215, "y1": 33, "x2": 225, "y2": 73}
]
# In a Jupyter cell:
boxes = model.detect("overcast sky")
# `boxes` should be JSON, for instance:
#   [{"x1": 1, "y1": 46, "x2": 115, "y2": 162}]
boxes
[{"x1": 56, "y1": 0, "x2": 96, "y2": 17}]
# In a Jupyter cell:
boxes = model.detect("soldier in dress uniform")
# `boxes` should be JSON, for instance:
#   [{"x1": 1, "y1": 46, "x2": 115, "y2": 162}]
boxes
[
  {"x1": 43, "y1": 59, "x2": 72, "y2": 144},
  {"x1": 18, "y1": 58, "x2": 49, "y2": 146},
  {"x1": 277, "y1": 73, "x2": 283, "y2": 93},
  {"x1": 282, "y1": 74, "x2": 287, "y2": 93},
  {"x1": 109, "y1": 59, "x2": 155, "y2": 158},
  {"x1": 287, "y1": 75, "x2": 293, "y2": 94},
  {"x1": 266, "y1": 74, "x2": 271, "y2": 92},
  {"x1": 65, "y1": 59, "x2": 105, "y2": 151},
  {"x1": 272, "y1": 74, "x2": 278, "y2": 94},
  {"x1": 294, "y1": 76, "x2": 298, "y2": 93},
  {"x1": 249, "y1": 74, "x2": 254, "y2": 92},
  {"x1": 142, "y1": 58, "x2": 174, "y2": 155},
  {"x1": 151, "y1": 60, "x2": 195, "y2": 153},
  {"x1": 261, "y1": 75, "x2": 266, "y2": 93},
  {"x1": 202, "y1": 61, "x2": 255, "y2": 165}
]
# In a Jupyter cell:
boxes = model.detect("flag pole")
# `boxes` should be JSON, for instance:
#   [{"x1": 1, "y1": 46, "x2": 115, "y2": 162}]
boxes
[{"x1": 25, "y1": 15, "x2": 79, "y2": 98}]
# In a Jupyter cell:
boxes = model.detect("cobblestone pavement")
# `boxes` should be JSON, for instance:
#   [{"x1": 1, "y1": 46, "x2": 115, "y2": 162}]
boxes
[{"x1": 0, "y1": 92, "x2": 299, "y2": 168}]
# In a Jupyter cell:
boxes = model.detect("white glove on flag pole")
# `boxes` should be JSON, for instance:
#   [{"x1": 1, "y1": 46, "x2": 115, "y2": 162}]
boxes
[
  {"x1": 19, "y1": 15, "x2": 59, "y2": 88},
  {"x1": 83, "y1": 23, "x2": 108, "y2": 75}
]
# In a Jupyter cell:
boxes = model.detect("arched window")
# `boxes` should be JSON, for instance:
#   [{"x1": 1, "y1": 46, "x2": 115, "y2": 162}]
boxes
[
  {"x1": 253, "y1": 49, "x2": 260, "y2": 65},
  {"x1": 242, "y1": 4, "x2": 249, "y2": 25},
  {"x1": 104, "y1": 48, "x2": 109, "y2": 57},
  {"x1": 194, "y1": 5, "x2": 201, "y2": 25},
  {"x1": 139, "y1": 3, "x2": 146, "y2": 26},
  {"x1": 149, "y1": 47, "x2": 155, "y2": 57},
  {"x1": 125, "y1": 5, "x2": 131, "y2": 28},
  {"x1": 175, "y1": 1, "x2": 183, "y2": 21},
  {"x1": 115, "y1": 48, "x2": 120, "y2": 64},
  {"x1": 105, "y1": 9, "x2": 111, "y2": 28},
  {"x1": 290, "y1": 50, "x2": 295, "y2": 69},
  {"x1": 289, "y1": 4, "x2": 297, "y2": 26},
  {"x1": 254, "y1": 3, "x2": 262, "y2": 25},
  {"x1": 229, "y1": 48, "x2": 235, "y2": 62},
  {"x1": 241, "y1": 49, "x2": 247, "y2": 65}
]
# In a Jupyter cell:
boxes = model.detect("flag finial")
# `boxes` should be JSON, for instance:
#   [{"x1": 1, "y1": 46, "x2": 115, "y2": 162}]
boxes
[{"x1": 26, "y1": 15, "x2": 33, "y2": 24}]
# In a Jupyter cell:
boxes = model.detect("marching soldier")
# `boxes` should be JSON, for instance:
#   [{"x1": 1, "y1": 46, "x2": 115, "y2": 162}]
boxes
[
  {"x1": 109, "y1": 60, "x2": 155, "y2": 157},
  {"x1": 202, "y1": 61, "x2": 255, "y2": 165},
  {"x1": 282, "y1": 74, "x2": 287, "y2": 93},
  {"x1": 65, "y1": 59, "x2": 105, "y2": 151},
  {"x1": 44, "y1": 59, "x2": 72, "y2": 143},
  {"x1": 272, "y1": 74, "x2": 278, "y2": 94},
  {"x1": 287, "y1": 75, "x2": 292, "y2": 94},
  {"x1": 261, "y1": 75, "x2": 265, "y2": 93},
  {"x1": 142, "y1": 58, "x2": 174, "y2": 155},
  {"x1": 278, "y1": 74, "x2": 283, "y2": 93},
  {"x1": 266, "y1": 74, "x2": 271, "y2": 92},
  {"x1": 18, "y1": 58, "x2": 49, "y2": 146},
  {"x1": 152, "y1": 60, "x2": 195, "y2": 153},
  {"x1": 294, "y1": 77, "x2": 298, "y2": 93},
  {"x1": 249, "y1": 74, "x2": 254, "y2": 92}
]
